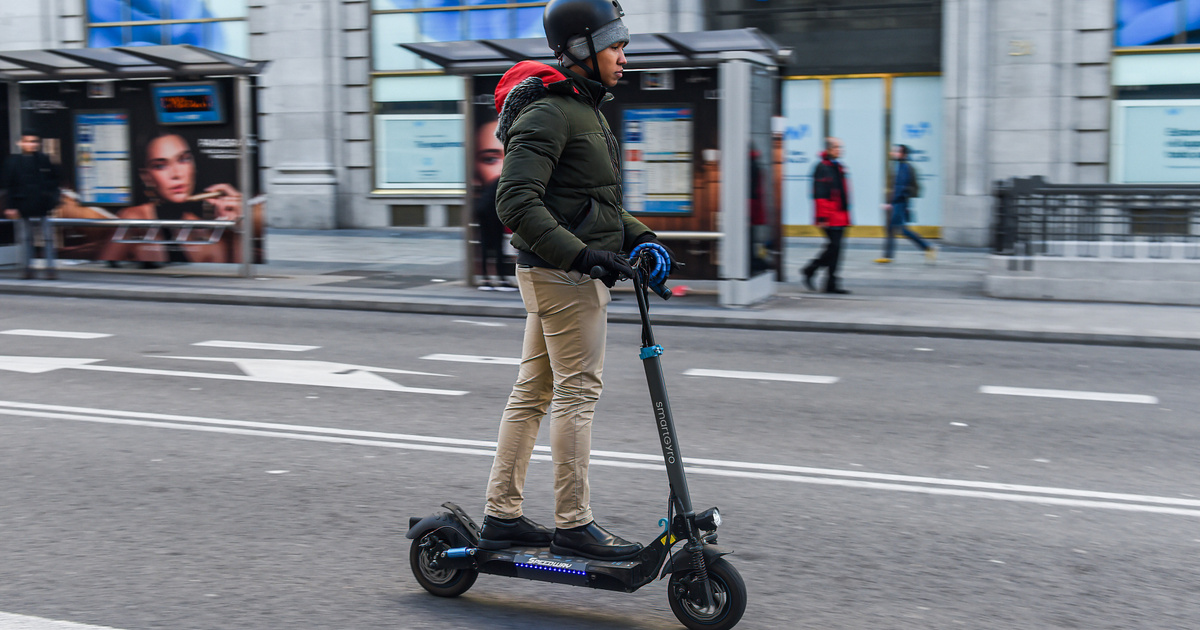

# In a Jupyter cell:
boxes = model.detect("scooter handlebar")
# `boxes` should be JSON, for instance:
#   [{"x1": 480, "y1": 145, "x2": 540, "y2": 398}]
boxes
[{"x1": 589, "y1": 258, "x2": 672, "y2": 300}]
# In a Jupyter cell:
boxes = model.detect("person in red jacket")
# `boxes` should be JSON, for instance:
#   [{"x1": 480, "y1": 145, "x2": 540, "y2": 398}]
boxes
[{"x1": 801, "y1": 137, "x2": 851, "y2": 294}]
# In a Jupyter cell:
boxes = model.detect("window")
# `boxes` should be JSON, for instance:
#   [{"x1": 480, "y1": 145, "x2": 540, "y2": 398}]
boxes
[
  {"x1": 371, "y1": 0, "x2": 548, "y2": 72},
  {"x1": 87, "y1": 0, "x2": 249, "y2": 58},
  {"x1": 1116, "y1": 0, "x2": 1200, "y2": 47}
]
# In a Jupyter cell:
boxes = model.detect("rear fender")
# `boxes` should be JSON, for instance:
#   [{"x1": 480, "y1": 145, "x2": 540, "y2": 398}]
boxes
[{"x1": 406, "y1": 502, "x2": 480, "y2": 546}]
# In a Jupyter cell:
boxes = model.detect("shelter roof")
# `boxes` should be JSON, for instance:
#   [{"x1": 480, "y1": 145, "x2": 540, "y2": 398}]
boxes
[
  {"x1": 402, "y1": 28, "x2": 787, "y2": 75},
  {"x1": 0, "y1": 45, "x2": 267, "y2": 82}
]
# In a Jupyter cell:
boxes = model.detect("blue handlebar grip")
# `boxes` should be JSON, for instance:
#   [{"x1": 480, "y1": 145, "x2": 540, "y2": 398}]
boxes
[{"x1": 651, "y1": 283, "x2": 672, "y2": 300}]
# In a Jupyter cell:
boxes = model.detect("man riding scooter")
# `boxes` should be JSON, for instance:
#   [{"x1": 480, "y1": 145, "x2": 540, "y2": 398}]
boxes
[{"x1": 477, "y1": 0, "x2": 676, "y2": 561}]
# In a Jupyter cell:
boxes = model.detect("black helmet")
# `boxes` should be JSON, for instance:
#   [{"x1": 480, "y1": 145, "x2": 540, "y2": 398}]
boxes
[{"x1": 543, "y1": 0, "x2": 624, "y2": 55}]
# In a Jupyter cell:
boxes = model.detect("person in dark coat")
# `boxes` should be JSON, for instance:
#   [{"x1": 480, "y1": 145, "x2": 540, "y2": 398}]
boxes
[
  {"x1": 2, "y1": 134, "x2": 61, "y2": 279},
  {"x1": 800, "y1": 137, "x2": 852, "y2": 294},
  {"x1": 875, "y1": 143, "x2": 934, "y2": 264}
]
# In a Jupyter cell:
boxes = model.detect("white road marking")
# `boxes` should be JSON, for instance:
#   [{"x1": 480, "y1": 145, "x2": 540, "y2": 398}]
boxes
[
  {"x1": 1, "y1": 329, "x2": 111, "y2": 339},
  {"x1": 980, "y1": 385, "x2": 1159, "y2": 405},
  {"x1": 452, "y1": 320, "x2": 506, "y2": 327},
  {"x1": 0, "y1": 611, "x2": 126, "y2": 629},
  {"x1": 683, "y1": 368, "x2": 839, "y2": 384},
  {"x1": 0, "y1": 356, "x2": 466, "y2": 396},
  {"x1": 192, "y1": 340, "x2": 319, "y2": 352},
  {"x1": 2, "y1": 400, "x2": 1198, "y2": 518},
  {"x1": 421, "y1": 353, "x2": 521, "y2": 365}
]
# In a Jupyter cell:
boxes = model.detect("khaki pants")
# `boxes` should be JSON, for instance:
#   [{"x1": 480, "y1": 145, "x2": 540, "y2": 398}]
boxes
[{"x1": 485, "y1": 265, "x2": 610, "y2": 528}]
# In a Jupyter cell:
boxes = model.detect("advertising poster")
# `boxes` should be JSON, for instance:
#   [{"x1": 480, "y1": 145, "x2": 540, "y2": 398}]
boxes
[
  {"x1": 467, "y1": 75, "x2": 514, "y2": 284},
  {"x1": 622, "y1": 107, "x2": 693, "y2": 214},
  {"x1": 1115, "y1": 100, "x2": 1200, "y2": 183},
  {"x1": 20, "y1": 77, "x2": 264, "y2": 264}
]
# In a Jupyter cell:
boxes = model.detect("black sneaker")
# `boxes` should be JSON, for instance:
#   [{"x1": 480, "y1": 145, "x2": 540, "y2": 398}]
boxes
[
  {"x1": 477, "y1": 515, "x2": 553, "y2": 550},
  {"x1": 550, "y1": 521, "x2": 642, "y2": 561}
]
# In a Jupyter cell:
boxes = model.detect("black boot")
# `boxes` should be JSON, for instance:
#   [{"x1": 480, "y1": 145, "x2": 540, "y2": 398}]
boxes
[
  {"x1": 823, "y1": 280, "x2": 850, "y2": 295},
  {"x1": 477, "y1": 515, "x2": 553, "y2": 550},
  {"x1": 550, "y1": 521, "x2": 642, "y2": 561},
  {"x1": 801, "y1": 265, "x2": 817, "y2": 292}
]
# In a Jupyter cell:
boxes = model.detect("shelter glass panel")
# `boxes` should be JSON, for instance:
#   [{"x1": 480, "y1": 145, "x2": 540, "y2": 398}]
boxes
[
  {"x1": 891, "y1": 76, "x2": 942, "y2": 226},
  {"x1": 830, "y1": 78, "x2": 885, "y2": 227},
  {"x1": 781, "y1": 79, "x2": 823, "y2": 226}
]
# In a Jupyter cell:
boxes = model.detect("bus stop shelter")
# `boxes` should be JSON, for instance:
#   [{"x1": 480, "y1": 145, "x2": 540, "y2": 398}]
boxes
[
  {"x1": 0, "y1": 45, "x2": 266, "y2": 277},
  {"x1": 404, "y1": 28, "x2": 789, "y2": 306}
]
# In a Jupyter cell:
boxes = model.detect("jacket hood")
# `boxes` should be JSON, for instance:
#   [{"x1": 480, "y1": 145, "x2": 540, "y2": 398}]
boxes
[{"x1": 494, "y1": 61, "x2": 571, "y2": 146}]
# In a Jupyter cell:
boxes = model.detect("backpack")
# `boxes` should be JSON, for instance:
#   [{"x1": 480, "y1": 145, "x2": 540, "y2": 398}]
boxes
[{"x1": 905, "y1": 163, "x2": 921, "y2": 198}]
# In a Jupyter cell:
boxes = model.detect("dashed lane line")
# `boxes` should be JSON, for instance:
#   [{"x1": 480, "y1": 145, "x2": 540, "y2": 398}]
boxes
[
  {"x1": 192, "y1": 340, "x2": 320, "y2": 352},
  {"x1": 0, "y1": 329, "x2": 111, "y2": 339},
  {"x1": 980, "y1": 385, "x2": 1159, "y2": 405},
  {"x1": 421, "y1": 353, "x2": 521, "y2": 365}
]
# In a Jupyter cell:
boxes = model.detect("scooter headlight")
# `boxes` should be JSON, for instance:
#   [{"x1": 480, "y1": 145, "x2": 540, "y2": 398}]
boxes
[{"x1": 695, "y1": 507, "x2": 721, "y2": 532}]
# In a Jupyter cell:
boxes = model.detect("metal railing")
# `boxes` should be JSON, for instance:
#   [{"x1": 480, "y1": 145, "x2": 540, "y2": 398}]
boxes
[
  {"x1": 993, "y1": 176, "x2": 1200, "y2": 259},
  {"x1": 48, "y1": 218, "x2": 236, "y2": 245},
  {"x1": 1, "y1": 217, "x2": 248, "y2": 275}
]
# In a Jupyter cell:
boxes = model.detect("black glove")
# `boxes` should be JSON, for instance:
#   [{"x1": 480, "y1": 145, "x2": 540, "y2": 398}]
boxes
[{"x1": 571, "y1": 248, "x2": 634, "y2": 288}]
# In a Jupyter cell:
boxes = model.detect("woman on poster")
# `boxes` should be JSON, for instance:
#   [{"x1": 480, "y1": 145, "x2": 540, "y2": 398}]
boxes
[{"x1": 101, "y1": 130, "x2": 253, "y2": 265}]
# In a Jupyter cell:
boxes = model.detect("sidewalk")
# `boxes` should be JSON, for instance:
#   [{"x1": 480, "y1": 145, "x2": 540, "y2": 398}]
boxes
[{"x1": 2, "y1": 229, "x2": 1198, "y2": 349}]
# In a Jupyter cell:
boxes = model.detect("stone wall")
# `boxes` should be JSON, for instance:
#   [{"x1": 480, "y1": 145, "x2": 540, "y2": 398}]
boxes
[{"x1": 942, "y1": 0, "x2": 1114, "y2": 247}]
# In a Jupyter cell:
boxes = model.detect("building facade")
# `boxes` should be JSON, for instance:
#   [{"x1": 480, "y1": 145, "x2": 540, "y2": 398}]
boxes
[{"x1": 1, "y1": 1, "x2": 1196, "y2": 246}]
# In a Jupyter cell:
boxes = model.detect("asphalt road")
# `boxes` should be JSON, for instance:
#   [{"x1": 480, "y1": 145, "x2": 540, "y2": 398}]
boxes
[{"x1": 1, "y1": 295, "x2": 1198, "y2": 630}]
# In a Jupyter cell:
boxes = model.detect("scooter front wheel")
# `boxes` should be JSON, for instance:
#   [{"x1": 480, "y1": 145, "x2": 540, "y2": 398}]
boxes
[
  {"x1": 409, "y1": 532, "x2": 478, "y2": 597},
  {"x1": 667, "y1": 557, "x2": 747, "y2": 630}
]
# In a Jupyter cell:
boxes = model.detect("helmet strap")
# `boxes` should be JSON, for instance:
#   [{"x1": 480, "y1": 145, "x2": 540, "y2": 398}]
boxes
[{"x1": 559, "y1": 32, "x2": 602, "y2": 83}]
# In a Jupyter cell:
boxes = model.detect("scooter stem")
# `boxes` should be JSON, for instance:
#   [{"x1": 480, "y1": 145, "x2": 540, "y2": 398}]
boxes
[{"x1": 633, "y1": 269, "x2": 694, "y2": 517}]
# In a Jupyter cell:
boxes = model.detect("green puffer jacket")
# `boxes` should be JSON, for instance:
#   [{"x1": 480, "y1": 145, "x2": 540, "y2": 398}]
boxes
[{"x1": 494, "y1": 62, "x2": 652, "y2": 271}]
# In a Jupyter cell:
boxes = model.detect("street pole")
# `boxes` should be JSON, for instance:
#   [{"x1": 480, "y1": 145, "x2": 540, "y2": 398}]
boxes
[
  {"x1": 237, "y1": 75, "x2": 253, "y2": 278},
  {"x1": 8, "y1": 81, "x2": 20, "y2": 154}
]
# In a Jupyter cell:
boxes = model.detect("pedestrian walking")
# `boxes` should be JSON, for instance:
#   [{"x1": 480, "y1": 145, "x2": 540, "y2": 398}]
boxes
[
  {"x1": 2, "y1": 133, "x2": 61, "y2": 280},
  {"x1": 875, "y1": 144, "x2": 935, "y2": 264},
  {"x1": 477, "y1": 0, "x2": 675, "y2": 561},
  {"x1": 801, "y1": 137, "x2": 851, "y2": 294}
]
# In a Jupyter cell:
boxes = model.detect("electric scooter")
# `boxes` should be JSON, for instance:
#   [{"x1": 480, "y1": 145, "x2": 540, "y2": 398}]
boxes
[{"x1": 406, "y1": 255, "x2": 747, "y2": 630}]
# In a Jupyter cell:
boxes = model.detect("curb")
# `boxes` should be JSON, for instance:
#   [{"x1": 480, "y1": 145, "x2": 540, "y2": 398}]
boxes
[{"x1": 4, "y1": 282, "x2": 1199, "y2": 351}]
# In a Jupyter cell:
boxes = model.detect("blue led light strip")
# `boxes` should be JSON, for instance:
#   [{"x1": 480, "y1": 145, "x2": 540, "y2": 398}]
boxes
[{"x1": 515, "y1": 562, "x2": 587, "y2": 576}]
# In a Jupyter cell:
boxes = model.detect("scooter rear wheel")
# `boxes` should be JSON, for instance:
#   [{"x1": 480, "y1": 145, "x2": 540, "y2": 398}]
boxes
[
  {"x1": 409, "y1": 531, "x2": 478, "y2": 597},
  {"x1": 667, "y1": 557, "x2": 747, "y2": 630}
]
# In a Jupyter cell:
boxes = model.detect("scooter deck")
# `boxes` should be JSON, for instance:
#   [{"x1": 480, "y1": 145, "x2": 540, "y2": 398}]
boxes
[{"x1": 469, "y1": 545, "x2": 658, "y2": 592}]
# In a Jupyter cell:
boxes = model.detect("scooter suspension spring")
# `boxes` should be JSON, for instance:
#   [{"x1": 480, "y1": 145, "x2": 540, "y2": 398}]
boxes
[{"x1": 691, "y1": 548, "x2": 709, "y2": 583}]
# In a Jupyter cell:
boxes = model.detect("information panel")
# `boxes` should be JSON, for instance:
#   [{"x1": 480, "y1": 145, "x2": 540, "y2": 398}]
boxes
[
  {"x1": 152, "y1": 82, "x2": 225, "y2": 125},
  {"x1": 74, "y1": 111, "x2": 132, "y2": 205},
  {"x1": 375, "y1": 114, "x2": 464, "y2": 188},
  {"x1": 1114, "y1": 100, "x2": 1200, "y2": 183},
  {"x1": 623, "y1": 107, "x2": 693, "y2": 214}
]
